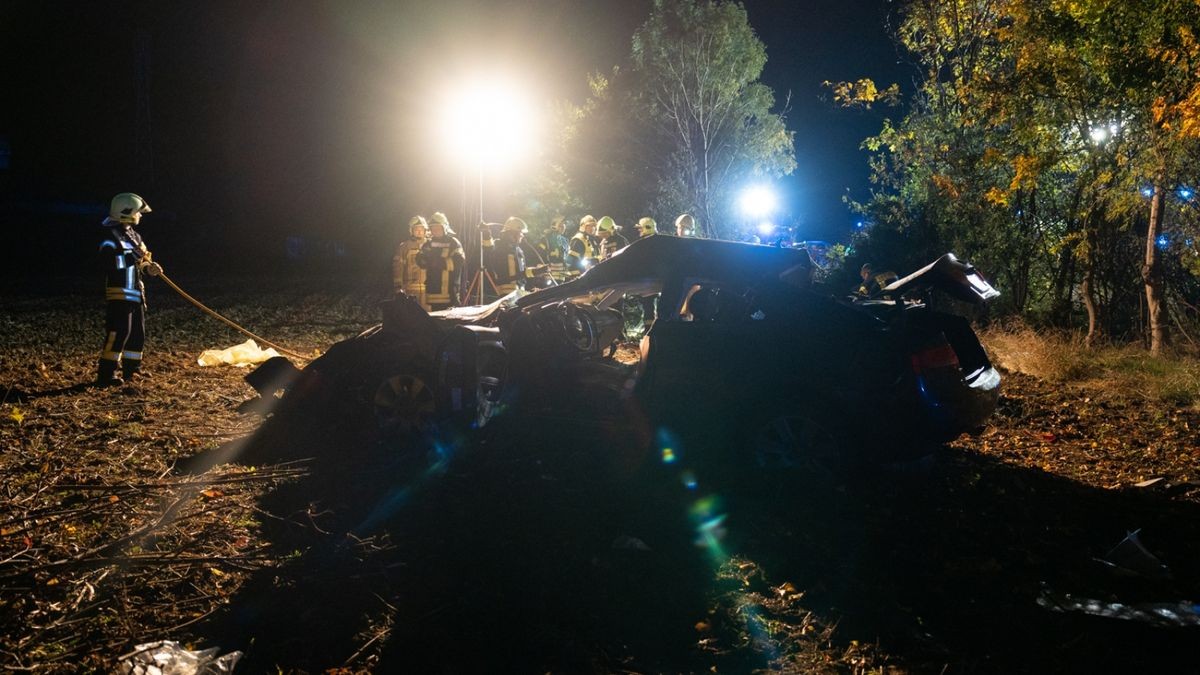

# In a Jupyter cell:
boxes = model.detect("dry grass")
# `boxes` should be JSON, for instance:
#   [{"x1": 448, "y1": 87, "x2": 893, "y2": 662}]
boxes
[{"x1": 981, "y1": 322, "x2": 1200, "y2": 408}]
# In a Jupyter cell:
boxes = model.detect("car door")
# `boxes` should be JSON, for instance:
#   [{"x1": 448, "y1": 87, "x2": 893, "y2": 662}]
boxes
[{"x1": 638, "y1": 279, "x2": 863, "y2": 419}]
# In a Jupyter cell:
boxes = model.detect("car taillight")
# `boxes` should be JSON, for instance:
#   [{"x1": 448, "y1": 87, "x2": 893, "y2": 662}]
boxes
[{"x1": 910, "y1": 340, "x2": 960, "y2": 373}]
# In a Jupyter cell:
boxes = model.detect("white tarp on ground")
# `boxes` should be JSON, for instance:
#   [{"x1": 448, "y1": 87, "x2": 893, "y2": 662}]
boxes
[{"x1": 197, "y1": 339, "x2": 280, "y2": 368}]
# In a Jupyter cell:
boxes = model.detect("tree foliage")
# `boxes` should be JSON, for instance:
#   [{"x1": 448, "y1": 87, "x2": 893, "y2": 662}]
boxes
[
  {"x1": 629, "y1": 0, "x2": 796, "y2": 238},
  {"x1": 838, "y1": 0, "x2": 1200, "y2": 349}
]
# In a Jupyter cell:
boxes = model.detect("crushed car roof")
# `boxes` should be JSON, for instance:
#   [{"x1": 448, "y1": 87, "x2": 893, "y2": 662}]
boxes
[{"x1": 517, "y1": 235, "x2": 814, "y2": 308}]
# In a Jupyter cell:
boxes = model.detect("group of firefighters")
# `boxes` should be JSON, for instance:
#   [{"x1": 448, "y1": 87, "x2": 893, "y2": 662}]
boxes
[
  {"x1": 392, "y1": 211, "x2": 699, "y2": 310},
  {"x1": 90, "y1": 189, "x2": 701, "y2": 388}
]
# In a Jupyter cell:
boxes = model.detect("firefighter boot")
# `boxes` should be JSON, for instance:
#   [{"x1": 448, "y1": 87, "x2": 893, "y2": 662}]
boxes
[
  {"x1": 122, "y1": 359, "x2": 149, "y2": 381},
  {"x1": 96, "y1": 359, "x2": 124, "y2": 388}
]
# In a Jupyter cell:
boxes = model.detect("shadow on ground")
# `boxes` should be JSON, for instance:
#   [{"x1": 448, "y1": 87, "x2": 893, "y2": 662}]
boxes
[{"x1": 183, "y1": 396, "x2": 1200, "y2": 673}]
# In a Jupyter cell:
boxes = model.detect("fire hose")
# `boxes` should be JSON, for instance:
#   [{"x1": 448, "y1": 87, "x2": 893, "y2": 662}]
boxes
[{"x1": 155, "y1": 269, "x2": 313, "y2": 362}]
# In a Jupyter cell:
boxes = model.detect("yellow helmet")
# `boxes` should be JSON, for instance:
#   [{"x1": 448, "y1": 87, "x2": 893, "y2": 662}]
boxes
[
  {"x1": 408, "y1": 215, "x2": 428, "y2": 236},
  {"x1": 597, "y1": 216, "x2": 616, "y2": 233},
  {"x1": 579, "y1": 214, "x2": 597, "y2": 231},
  {"x1": 104, "y1": 193, "x2": 152, "y2": 225},
  {"x1": 503, "y1": 216, "x2": 529, "y2": 234},
  {"x1": 637, "y1": 217, "x2": 657, "y2": 236}
]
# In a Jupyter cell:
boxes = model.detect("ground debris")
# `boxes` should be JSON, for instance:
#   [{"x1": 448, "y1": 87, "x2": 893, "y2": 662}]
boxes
[{"x1": 3, "y1": 283, "x2": 1199, "y2": 672}]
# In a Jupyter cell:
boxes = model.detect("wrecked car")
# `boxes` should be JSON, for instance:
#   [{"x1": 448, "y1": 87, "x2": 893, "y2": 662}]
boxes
[{"x1": 248, "y1": 235, "x2": 1001, "y2": 468}]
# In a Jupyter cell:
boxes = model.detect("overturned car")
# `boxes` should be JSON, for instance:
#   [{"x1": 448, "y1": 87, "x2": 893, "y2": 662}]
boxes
[{"x1": 249, "y1": 235, "x2": 1001, "y2": 468}]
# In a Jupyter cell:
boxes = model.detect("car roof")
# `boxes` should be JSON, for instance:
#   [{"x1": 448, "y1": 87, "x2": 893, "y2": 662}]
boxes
[{"x1": 517, "y1": 234, "x2": 814, "y2": 308}]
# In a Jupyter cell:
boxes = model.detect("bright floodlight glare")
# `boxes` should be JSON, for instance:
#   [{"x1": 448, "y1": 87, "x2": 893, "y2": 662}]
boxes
[
  {"x1": 756, "y1": 221, "x2": 776, "y2": 237},
  {"x1": 739, "y1": 185, "x2": 778, "y2": 218},
  {"x1": 442, "y1": 77, "x2": 537, "y2": 168}
]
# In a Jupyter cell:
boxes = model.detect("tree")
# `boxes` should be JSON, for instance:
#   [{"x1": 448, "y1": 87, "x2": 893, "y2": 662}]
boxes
[
  {"x1": 630, "y1": 0, "x2": 795, "y2": 238},
  {"x1": 993, "y1": 0, "x2": 1200, "y2": 352},
  {"x1": 517, "y1": 70, "x2": 655, "y2": 228},
  {"x1": 835, "y1": 0, "x2": 1200, "y2": 351}
]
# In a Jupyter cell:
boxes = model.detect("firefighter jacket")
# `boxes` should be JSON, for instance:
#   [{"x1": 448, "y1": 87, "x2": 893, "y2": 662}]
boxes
[
  {"x1": 486, "y1": 236, "x2": 536, "y2": 295},
  {"x1": 599, "y1": 232, "x2": 629, "y2": 260},
  {"x1": 566, "y1": 231, "x2": 598, "y2": 272},
  {"x1": 417, "y1": 235, "x2": 465, "y2": 306},
  {"x1": 538, "y1": 231, "x2": 569, "y2": 265},
  {"x1": 392, "y1": 237, "x2": 428, "y2": 298},
  {"x1": 856, "y1": 271, "x2": 898, "y2": 297},
  {"x1": 98, "y1": 225, "x2": 149, "y2": 303}
]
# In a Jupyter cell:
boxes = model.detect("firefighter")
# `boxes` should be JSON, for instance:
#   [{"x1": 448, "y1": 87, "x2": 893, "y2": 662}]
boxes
[
  {"x1": 537, "y1": 216, "x2": 570, "y2": 279},
  {"x1": 856, "y1": 263, "x2": 898, "y2": 297},
  {"x1": 418, "y1": 211, "x2": 465, "y2": 309},
  {"x1": 635, "y1": 216, "x2": 659, "y2": 328},
  {"x1": 675, "y1": 213, "x2": 697, "y2": 237},
  {"x1": 96, "y1": 192, "x2": 160, "y2": 387},
  {"x1": 596, "y1": 216, "x2": 629, "y2": 260},
  {"x1": 636, "y1": 216, "x2": 657, "y2": 239},
  {"x1": 393, "y1": 215, "x2": 429, "y2": 308},
  {"x1": 566, "y1": 214, "x2": 599, "y2": 273},
  {"x1": 486, "y1": 217, "x2": 545, "y2": 295}
]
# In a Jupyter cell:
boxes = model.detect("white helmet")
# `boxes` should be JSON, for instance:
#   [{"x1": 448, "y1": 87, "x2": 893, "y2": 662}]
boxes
[
  {"x1": 675, "y1": 213, "x2": 696, "y2": 236},
  {"x1": 503, "y1": 216, "x2": 529, "y2": 234},
  {"x1": 429, "y1": 211, "x2": 455, "y2": 235},
  {"x1": 409, "y1": 215, "x2": 428, "y2": 236},
  {"x1": 104, "y1": 193, "x2": 152, "y2": 225}
]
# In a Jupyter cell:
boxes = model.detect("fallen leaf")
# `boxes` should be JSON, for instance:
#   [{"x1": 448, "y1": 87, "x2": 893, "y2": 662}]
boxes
[
  {"x1": 7, "y1": 407, "x2": 23, "y2": 424},
  {"x1": 200, "y1": 489, "x2": 223, "y2": 499}
]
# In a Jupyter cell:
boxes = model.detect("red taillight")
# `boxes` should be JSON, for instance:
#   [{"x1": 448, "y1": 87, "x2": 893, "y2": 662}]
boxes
[{"x1": 911, "y1": 341, "x2": 960, "y2": 373}]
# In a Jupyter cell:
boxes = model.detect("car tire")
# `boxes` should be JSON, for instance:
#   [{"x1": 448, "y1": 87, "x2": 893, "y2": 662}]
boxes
[{"x1": 373, "y1": 373, "x2": 436, "y2": 436}]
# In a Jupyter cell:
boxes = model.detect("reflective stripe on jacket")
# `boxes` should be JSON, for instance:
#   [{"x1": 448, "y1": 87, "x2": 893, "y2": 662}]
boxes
[{"x1": 99, "y1": 225, "x2": 147, "y2": 303}]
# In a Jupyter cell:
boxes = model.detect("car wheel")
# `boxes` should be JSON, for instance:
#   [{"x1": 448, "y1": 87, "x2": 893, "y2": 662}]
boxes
[
  {"x1": 374, "y1": 373, "x2": 436, "y2": 435},
  {"x1": 745, "y1": 408, "x2": 840, "y2": 473},
  {"x1": 472, "y1": 344, "x2": 507, "y2": 428}
]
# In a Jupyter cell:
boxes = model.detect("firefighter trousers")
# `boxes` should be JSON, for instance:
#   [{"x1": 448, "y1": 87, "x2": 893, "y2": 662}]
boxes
[{"x1": 99, "y1": 300, "x2": 146, "y2": 379}]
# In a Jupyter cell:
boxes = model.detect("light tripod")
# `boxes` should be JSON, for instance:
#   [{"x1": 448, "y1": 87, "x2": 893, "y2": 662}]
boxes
[{"x1": 461, "y1": 221, "x2": 501, "y2": 305}]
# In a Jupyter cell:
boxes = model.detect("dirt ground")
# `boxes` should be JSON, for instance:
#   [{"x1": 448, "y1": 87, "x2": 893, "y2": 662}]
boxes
[{"x1": 2, "y1": 275, "x2": 1199, "y2": 673}]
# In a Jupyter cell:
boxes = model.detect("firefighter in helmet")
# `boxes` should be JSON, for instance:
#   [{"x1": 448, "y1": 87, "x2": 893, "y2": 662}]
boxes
[
  {"x1": 486, "y1": 216, "x2": 545, "y2": 295},
  {"x1": 675, "y1": 213, "x2": 697, "y2": 237},
  {"x1": 596, "y1": 216, "x2": 629, "y2": 260},
  {"x1": 856, "y1": 263, "x2": 898, "y2": 297},
  {"x1": 96, "y1": 192, "x2": 159, "y2": 387},
  {"x1": 537, "y1": 216, "x2": 570, "y2": 279},
  {"x1": 417, "y1": 212, "x2": 465, "y2": 309},
  {"x1": 634, "y1": 216, "x2": 660, "y2": 329},
  {"x1": 636, "y1": 216, "x2": 657, "y2": 239},
  {"x1": 393, "y1": 215, "x2": 429, "y2": 308},
  {"x1": 566, "y1": 214, "x2": 599, "y2": 273}
]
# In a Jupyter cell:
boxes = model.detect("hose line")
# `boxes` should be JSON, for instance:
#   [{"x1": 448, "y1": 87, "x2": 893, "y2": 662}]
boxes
[{"x1": 157, "y1": 271, "x2": 313, "y2": 362}]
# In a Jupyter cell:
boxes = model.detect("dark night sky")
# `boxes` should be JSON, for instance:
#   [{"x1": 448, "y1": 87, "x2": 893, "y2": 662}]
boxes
[{"x1": 0, "y1": 0, "x2": 909, "y2": 268}]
